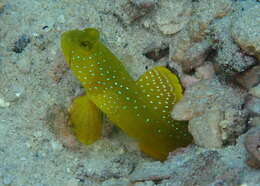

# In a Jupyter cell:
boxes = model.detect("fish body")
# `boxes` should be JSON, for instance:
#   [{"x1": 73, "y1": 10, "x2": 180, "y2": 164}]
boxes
[{"x1": 61, "y1": 28, "x2": 192, "y2": 160}]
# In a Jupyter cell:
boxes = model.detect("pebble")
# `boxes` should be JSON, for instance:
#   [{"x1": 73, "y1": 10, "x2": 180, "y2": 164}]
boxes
[
  {"x1": 2, "y1": 175, "x2": 14, "y2": 185},
  {"x1": 244, "y1": 128, "x2": 260, "y2": 169},
  {"x1": 0, "y1": 98, "x2": 10, "y2": 108},
  {"x1": 12, "y1": 34, "x2": 31, "y2": 53},
  {"x1": 249, "y1": 84, "x2": 260, "y2": 98},
  {"x1": 51, "y1": 141, "x2": 63, "y2": 151},
  {"x1": 235, "y1": 65, "x2": 260, "y2": 90},
  {"x1": 246, "y1": 97, "x2": 260, "y2": 116}
]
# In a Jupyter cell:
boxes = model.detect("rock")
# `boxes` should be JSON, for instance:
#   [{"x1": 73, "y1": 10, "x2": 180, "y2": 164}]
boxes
[
  {"x1": 2, "y1": 175, "x2": 14, "y2": 185},
  {"x1": 129, "y1": 161, "x2": 173, "y2": 182},
  {"x1": 0, "y1": 2, "x2": 6, "y2": 14},
  {"x1": 155, "y1": 0, "x2": 191, "y2": 35},
  {"x1": 188, "y1": 0, "x2": 232, "y2": 42},
  {"x1": 119, "y1": 0, "x2": 157, "y2": 24},
  {"x1": 172, "y1": 78, "x2": 247, "y2": 147},
  {"x1": 249, "y1": 84, "x2": 260, "y2": 98},
  {"x1": 12, "y1": 34, "x2": 31, "y2": 53},
  {"x1": 195, "y1": 63, "x2": 215, "y2": 80},
  {"x1": 213, "y1": 32, "x2": 256, "y2": 76},
  {"x1": 232, "y1": 5, "x2": 260, "y2": 61},
  {"x1": 170, "y1": 30, "x2": 211, "y2": 72},
  {"x1": 207, "y1": 2, "x2": 257, "y2": 77},
  {"x1": 169, "y1": 0, "x2": 232, "y2": 72},
  {"x1": 235, "y1": 65, "x2": 260, "y2": 89},
  {"x1": 189, "y1": 108, "x2": 224, "y2": 148},
  {"x1": 172, "y1": 78, "x2": 244, "y2": 120},
  {"x1": 250, "y1": 117, "x2": 260, "y2": 128},
  {"x1": 180, "y1": 75, "x2": 200, "y2": 89},
  {"x1": 130, "y1": 150, "x2": 246, "y2": 185},
  {"x1": 245, "y1": 97, "x2": 260, "y2": 116},
  {"x1": 101, "y1": 178, "x2": 130, "y2": 186},
  {"x1": 244, "y1": 128, "x2": 260, "y2": 169},
  {"x1": 0, "y1": 97, "x2": 10, "y2": 107}
]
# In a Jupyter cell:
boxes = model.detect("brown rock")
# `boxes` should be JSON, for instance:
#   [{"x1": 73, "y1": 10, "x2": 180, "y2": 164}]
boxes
[
  {"x1": 235, "y1": 65, "x2": 260, "y2": 89},
  {"x1": 244, "y1": 128, "x2": 260, "y2": 169}
]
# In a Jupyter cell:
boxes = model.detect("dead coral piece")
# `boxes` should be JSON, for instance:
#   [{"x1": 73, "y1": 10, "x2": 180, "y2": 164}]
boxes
[
  {"x1": 172, "y1": 78, "x2": 247, "y2": 148},
  {"x1": 155, "y1": 0, "x2": 191, "y2": 35},
  {"x1": 232, "y1": 5, "x2": 260, "y2": 61},
  {"x1": 244, "y1": 128, "x2": 260, "y2": 169}
]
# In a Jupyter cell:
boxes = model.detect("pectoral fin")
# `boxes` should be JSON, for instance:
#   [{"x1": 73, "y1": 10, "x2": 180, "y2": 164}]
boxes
[{"x1": 69, "y1": 94, "x2": 103, "y2": 145}]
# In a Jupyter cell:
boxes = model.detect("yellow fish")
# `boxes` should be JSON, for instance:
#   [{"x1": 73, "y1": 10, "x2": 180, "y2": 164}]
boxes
[{"x1": 60, "y1": 28, "x2": 192, "y2": 160}]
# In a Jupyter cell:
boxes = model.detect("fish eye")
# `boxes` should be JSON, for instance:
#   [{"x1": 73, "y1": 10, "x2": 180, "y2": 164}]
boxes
[{"x1": 80, "y1": 41, "x2": 92, "y2": 49}]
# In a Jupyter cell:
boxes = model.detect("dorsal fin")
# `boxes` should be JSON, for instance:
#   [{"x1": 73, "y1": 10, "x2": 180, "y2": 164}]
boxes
[{"x1": 136, "y1": 66, "x2": 183, "y2": 116}]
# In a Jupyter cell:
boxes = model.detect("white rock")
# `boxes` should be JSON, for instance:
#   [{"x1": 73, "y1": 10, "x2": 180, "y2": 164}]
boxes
[
  {"x1": 156, "y1": 0, "x2": 191, "y2": 35},
  {"x1": 0, "y1": 98, "x2": 10, "y2": 108}
]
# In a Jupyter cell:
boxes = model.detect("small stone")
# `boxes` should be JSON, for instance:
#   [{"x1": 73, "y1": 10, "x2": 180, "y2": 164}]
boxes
[
  {"x1": 2, "y1": 175, "x2": 14, "y2": 185},
  {"x1": 51, "y1": 141, "x2": 63, "y2": 151},
  {"x1": 155, "y1": 0, "x2": 191, "y2": 35},
  {"x1": 12, "y1": 34, "x2": 31, "y2": 53},
  {"x1": 0, "y1": 2, "x2": 6, "y2": 14},
  {"x1": 235, "y1": 66, "x2": 260, "y2": 89},
  {"x1": 170, "y1": 31, "x2": 211, "y2": 72},
  {"x1": 188, "y1": 0, "x2": 232, "y2": 41},
  {"x1": 0, "y1": 98, "x2": 10, "y2": 108},
  {"x1": 172, "y1": 78, "x2": 244, "y2": 121},
  {"x1": 246, "y1": 97, "x2": 260, "y2": 116},
  {"x1": 180, "y1": 75, "x2": 200, "y2": 89},
  {"x1": 172, "y1": 78, "x2": 247, "y2": 147},
  {"x1": 66, "y1": 178, "x2": 79, "y2": 186},
  {"x1": 249, "y1": 84, "x2": 260, "y2": 98},
  {"x1": 244, "y1": 127, "x2": 260, "y2": 169},
  {"x1": 195, "y1": 63, "x2": 215, "y2": 80},
  {"x1": 250, "y1": 117, "x2": 260, "y2": 128},
  {"x1": 101, "y1": 178, "x2": 130, "y2": 186},
  {"x1": 232, "y1": 5, "x2": 260, "y2": 61},
  {"x1": 58, "y1": 15, "x2": 65, "y2": 23},
  {"x1": 120, "y1": 0, "x2": 156, "y2": 24},
  {"x1": 189, "y1": 108, "x2": 224, "y2": 148}
]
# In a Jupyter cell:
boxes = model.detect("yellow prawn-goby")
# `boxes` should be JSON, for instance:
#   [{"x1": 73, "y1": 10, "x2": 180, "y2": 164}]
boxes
[{"x1": 60, "y1": 28, "x2": 192, "y2": 161}]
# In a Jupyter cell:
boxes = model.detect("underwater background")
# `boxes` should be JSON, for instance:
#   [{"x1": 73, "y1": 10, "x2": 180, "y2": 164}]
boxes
[{"x1": 0, "y1": 0, "x2": 259, "y2": 185}]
